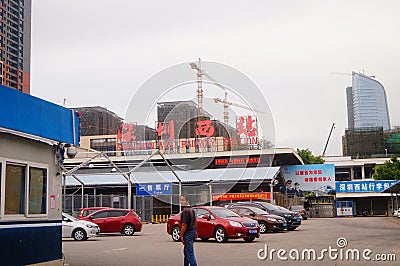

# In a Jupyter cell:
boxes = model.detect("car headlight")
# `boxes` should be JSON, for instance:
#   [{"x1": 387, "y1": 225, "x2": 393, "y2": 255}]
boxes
[
  {"x1": 229, "y1": 221, "x2": 243, "y2": 227},
  {"x1": 85, "y1": 224, "x2": 95, "y2": 228},
  {"x1": 267, "y1": 218, "x2": 278, "y2": 222}
]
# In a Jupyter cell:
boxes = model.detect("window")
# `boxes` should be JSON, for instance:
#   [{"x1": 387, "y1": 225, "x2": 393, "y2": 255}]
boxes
[
  {"x1": 194, "y1": 208, "x2": 211, "y2": 219},
  {"x1": 241, "y1": 208, "x2": 253, "y2": 216},
  {"x1": 28, "y1": 167, "x2": 47, "y2": 214},
  {"x1": 108, "y1": 210, "x2": 128, "y2": 218},
  {"x1": 3, "y1": 162, "x2": 48, "y2": 216},
  {"x1": 5, "y1": 164, "x2": 26, "y2": 215},
  {"x1": 92, "y1": 211, "x2": 108, "y2": 219}
]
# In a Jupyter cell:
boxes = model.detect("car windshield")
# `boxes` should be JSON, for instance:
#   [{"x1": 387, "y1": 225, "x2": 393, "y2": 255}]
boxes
[
  {"x1": 63, "y1": 212, "x2": 77, "y2": 221},
  {"x1": 276, "y1": 206, "x2": 290, "y2": 211},
  {"x1": 210, "y1": 208, "x2": 240, "y2": 218},
  {"x1": 291, "y1": 206, "x2": 304, "y2": 211},
  {"x1": 257, "y1": 202, "x2": 281, "y2": 211},
  {"x1": 246, "y1": 206, "x2": 269, "y2": 215}
]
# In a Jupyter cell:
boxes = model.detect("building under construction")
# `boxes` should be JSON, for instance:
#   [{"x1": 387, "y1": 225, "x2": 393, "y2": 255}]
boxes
[
  {"x1": 342, "y1": 126, "x2": 400, "y2": 158},
  {"x1": 72, "y1": 106, "x2": 122, "y2": 136},
  {"x1": 157, "y1": 100, "x2": 237, "y2": 140},
  {"x1": 385, "y1": 127, "x2": 400, "y2": 155}
]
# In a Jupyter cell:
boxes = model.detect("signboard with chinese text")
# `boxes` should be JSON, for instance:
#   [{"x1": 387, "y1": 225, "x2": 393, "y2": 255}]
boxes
[
  {"x1": 335, "y1": 180, "x2": 398, "y2": 193},
  {"x1": 281, "y1": 164, "x2": 335, "y2": 192},
  {"x1": 136, "y1": 182, "x2": 173, "y2": 196},
  {"x1": 212, "y1": 192, "x2": 270, "y2": 201},
  {"x1": 236, "y1": 115, "x2": 258, "y2": 145}
]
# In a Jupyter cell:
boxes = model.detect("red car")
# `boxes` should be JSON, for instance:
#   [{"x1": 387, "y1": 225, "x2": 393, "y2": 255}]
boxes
[
  {"x1": 167, "y1": 206, "x2": 260, "y2": 243},
  {"x1": 80, "y1": 208, "x2": 142, "y2": 236}
]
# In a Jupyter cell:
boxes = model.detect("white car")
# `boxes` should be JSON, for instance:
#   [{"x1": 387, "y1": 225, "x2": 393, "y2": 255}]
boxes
[
  {"x1": 394, "y1": 208, "x2": 400, "y2": 218},
  {"x1": 62, "y1": 212, "x2": 100, "y2": 241}
]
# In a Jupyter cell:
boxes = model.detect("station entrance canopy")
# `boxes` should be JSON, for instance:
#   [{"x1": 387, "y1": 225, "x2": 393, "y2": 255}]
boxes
[{"x1": 65, "y1": 166, "x2": 281, "y2": 186}]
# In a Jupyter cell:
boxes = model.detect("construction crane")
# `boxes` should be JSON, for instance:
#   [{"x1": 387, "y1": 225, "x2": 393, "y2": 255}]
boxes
[
  {"x1": 191, "y1": 58, "x2": 262, "y2": 125},
  {"x1": 322, "y1": 123, "x2": 335, "y2": 157},
  {"x1": 213, "y1": 96, "x2": 266, "y2": 115},
  {"x1": 190, "y1": 58, "x2": 204, "y2": 117}
]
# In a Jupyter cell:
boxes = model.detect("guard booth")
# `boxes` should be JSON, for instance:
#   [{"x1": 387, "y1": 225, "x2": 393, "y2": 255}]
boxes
[
  {"x1": 0, "y1": 85, "x2": 80, "y2": 265},
  {"x1": 336, "y1": 201, "x2": 354, "y2": 217}
]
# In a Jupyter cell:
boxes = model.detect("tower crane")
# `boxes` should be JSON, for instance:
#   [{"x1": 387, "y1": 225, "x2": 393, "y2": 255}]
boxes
[{"x1": 190, "y1": 58, "x2": 264, "y2": 125}]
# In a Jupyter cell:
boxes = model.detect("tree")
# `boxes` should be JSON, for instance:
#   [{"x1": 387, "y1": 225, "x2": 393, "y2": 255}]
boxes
[
  {"x1": 373, "y1": 156, "x2": 400, "y2": 180},
  {"x1": 296, "y1": 148, "x2": 325, "y2": 164}
]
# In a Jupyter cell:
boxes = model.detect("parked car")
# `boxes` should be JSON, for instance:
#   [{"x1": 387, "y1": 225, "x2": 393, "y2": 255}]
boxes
[
  {"x1": 227, "y1": 205, "x2": 287, "y2": 233},
  {"x1": 227, "y1": 201, "x2": 302, "y2": 230},
  {"x1": 290, "y1": 205, "x2": 308, "y2": 220},
  {"x1": 62, "y1": 212, "x2": 100, "y2": 241},
  {"x1": 167, "y1": 206, "x2": 260, "y2": 243},
  {"x1": 80, "y1": 208, "x2": 142, "y2": 236},
  {"x1": 78, "y1": 207, "x2": 110, "y2": 219}
]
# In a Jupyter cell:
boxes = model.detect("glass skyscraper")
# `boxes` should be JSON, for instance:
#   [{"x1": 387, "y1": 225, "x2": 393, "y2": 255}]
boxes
[{"x1": 346, "y1": 72, "x2": 391, "y2": 130}]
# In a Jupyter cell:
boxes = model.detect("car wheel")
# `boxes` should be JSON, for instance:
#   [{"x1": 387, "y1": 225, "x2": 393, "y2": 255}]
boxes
[
  {"x1": 72, "y1": 228, "x2": 87, "y2": 241},
  {"x1": 214, "y1": 227, "x2": 227, "y2": 243},
  {"x1": 259, "y1": 222, "x2": 268, "y2": 234},
  {"x1": 122, "y1": 224, "x2": 135, "y2": 236},
  {"x1": 171, "y1": 226, "x2": 181, "y2": 242},
  {"x1": 243, "y1": 237, "x2": 256, "y2": 242}
]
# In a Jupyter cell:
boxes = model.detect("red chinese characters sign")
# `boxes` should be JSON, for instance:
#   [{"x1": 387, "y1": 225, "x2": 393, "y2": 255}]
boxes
[
  {"x1": 157, "y1": 120, "x2": 175, "y2": 140},
  {"x1": 236, "y1": 115, "x2": 258, "y2": 145},
  {"x1": 120, "y1": 123, "x2": 137, "y2": 142},
  {"x1": 195, "y1": 120, "x2": 215, "y2": 137},
  {"x1": 212, "y1": 192, "x2": 270, "y2": 201}
]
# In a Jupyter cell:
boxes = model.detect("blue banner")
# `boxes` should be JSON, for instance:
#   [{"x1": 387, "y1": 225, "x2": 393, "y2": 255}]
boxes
[
  {"x1": 336, "y1": 180, "x2": 398, "y2": 193},
  {"x1": 281, "y1": 164, "x2": 335, "y2": 192},
  {"x1": 136, "y1": 182, "x2": 172, "y2": 196}
]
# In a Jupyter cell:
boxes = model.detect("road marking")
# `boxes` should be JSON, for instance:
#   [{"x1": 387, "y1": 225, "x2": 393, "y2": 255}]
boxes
[{"x1": 113, "y1": 248, "x2": 128, "y2": 251}]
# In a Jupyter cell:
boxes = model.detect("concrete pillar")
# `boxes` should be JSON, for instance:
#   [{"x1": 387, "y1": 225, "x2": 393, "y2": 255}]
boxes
[{"x1": 361, "y1": 165, "x2": 365, "y2": 179}]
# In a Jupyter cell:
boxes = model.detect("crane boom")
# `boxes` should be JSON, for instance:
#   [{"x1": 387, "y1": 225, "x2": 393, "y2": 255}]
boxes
[
  {"x1": 213, "y1": 98, "x2": 266, "y2": 114},
  {"x1": 322, "y1": 123, "x2": 335, "y2": 157}
]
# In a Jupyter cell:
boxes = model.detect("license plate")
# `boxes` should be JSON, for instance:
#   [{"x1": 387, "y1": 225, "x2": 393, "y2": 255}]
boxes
[
  {"x1": 296, "y1": 218, "x2": 301, "y2": 222},
  {"x1": 283, "y1": 223, "x2": 287, "y2": 227},
  {"x1": 249, "y1": 229, "x2": 257, "y2": 234}
]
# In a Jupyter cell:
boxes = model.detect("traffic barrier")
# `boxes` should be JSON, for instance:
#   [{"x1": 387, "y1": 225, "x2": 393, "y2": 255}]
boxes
[{"x1": 151, "y1": 214, "x2": 170, "y2": 224}]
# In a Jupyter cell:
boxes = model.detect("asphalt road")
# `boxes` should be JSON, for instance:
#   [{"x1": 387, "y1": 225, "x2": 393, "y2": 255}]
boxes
[{"x1": 62, "y1": 217, "x2": 400, "y2": 266}]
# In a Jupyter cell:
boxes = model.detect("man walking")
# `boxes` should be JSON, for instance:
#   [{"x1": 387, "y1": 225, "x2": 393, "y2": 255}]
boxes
[{"x1": 180, "y1": 196, "x2": 197, "y2": 266}]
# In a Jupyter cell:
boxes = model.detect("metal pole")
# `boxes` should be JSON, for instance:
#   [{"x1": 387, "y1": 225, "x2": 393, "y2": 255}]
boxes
[
  {"x1": 270, "y1": 181, "x2": 274, "y2": 204},
  {"x1": 63, "y1": 174, "x2": 66, "y2": 211},
  {"x1": 209, "y1": 183, "x2": 212, "y2": 206},
  {"x1": 127, "y1": 181, "x2": 132, "y2": 210},
  {"x1": 81, "y1": 184, "x2": 84, "y2": 209},
  {"x1": 158, "y1": 150, "x2": 182, "y2": 212}
]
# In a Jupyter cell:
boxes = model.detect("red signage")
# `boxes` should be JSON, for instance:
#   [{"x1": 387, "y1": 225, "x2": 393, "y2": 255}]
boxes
[
  {"x1": 195, "y1": 120, "x2": 215, "y2": 137},
  {"x1": 215, "y1": 157, "x2": 260, "y2": 166},
  {"x1": 212, "y1": 192, "x2": 270, "y2": 201},
  {"x1": 236, "y1": 115, "x2": 258, "y2": 145},
  {"x1": 157, "y1": 120, "x2": 175, "y2": 140}
]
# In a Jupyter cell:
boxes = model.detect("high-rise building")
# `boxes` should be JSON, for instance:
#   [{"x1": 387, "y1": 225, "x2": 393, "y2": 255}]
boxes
[
  {"x1": 346, "y1": 72, "x2": 391, "y2": 130},
  {"x1": 0, "y1": 0, "x2": 31, "y2": 94}
]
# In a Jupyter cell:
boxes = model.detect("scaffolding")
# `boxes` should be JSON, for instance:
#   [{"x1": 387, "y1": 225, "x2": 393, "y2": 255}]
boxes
[
  {"x1": 72, "y1": 106, "x2": 122, "y2": 136},
  {"x1": 342, "y1": 127, "x2": 384, "y2": 158}
]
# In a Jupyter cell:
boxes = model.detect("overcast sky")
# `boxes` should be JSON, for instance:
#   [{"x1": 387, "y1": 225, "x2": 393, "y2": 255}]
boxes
[{"x1": 30, "y1": 0, "x2": 400, "y2": 156}]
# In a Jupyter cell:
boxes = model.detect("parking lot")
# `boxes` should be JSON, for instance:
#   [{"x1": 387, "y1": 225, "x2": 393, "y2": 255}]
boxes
[{"x1": 63, "y1": 217, "x2": 400, "y2": 266}]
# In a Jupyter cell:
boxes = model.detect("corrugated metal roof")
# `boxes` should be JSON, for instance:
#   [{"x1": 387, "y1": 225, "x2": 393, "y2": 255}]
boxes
[{"x1": 65, "y1": 167, "x2": 280, "y2": 186}]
